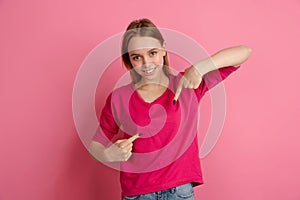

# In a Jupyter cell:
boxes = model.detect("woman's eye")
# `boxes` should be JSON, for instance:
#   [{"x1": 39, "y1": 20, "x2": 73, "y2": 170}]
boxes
[
  {"x1": 132, "y1": 56, "x2": 140, "y2": 61},
  {"x1": 149, "y1": 51, "x2": 157, "y2": 56}
]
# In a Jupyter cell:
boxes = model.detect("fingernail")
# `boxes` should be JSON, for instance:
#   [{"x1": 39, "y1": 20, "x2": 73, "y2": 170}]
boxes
[
  {"x1": 173, "y1": 100, "x2": 176, "y2": 104},
  {"x1": 138, "y1": 133, "x2": 142, "y2": 137}
]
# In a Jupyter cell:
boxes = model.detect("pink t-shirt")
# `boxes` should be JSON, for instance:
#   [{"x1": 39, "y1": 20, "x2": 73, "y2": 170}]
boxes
[{"x1": 93, "y1": 66, "x2": 240, "y2": 196}]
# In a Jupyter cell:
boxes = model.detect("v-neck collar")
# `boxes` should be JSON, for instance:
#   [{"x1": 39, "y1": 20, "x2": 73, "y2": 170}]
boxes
[{"x1": 131, "y1": 75, "x2": 174, "y2": 105}]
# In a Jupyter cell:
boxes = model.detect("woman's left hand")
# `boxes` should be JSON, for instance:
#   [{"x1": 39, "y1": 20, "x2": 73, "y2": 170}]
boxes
[{"x1": 174, "y1": 66, "x2": 202, "y2": 102}]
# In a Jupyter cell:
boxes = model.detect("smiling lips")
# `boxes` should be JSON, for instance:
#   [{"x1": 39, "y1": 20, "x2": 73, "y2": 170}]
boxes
[{"x1": 142, "y1": 66, "x2": 157, "y2": 75}]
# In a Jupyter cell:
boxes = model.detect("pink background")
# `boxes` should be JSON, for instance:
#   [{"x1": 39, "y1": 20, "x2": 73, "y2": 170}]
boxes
[{"x1": 1, "y1": 0, "x2": 300, "y2": 199}]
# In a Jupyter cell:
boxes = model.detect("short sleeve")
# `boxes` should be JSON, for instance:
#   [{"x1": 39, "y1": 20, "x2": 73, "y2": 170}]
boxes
[
  {"x1": 194, "y1": 66, "x2": 240, "y2": 101},
  {"x1": 92, "y1": 93, "x2": 119, "y2": 147}
]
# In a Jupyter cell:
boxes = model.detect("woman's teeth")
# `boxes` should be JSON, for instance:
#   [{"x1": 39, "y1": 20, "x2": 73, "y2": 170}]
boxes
[{"x1": 143, "y1": 67, "x2": 155, "y2": 74}]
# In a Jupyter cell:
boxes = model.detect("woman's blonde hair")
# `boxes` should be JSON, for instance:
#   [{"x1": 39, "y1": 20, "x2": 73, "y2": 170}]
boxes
[{"x1": 121, "y1": 18, "x2": 170, "y2": 83}]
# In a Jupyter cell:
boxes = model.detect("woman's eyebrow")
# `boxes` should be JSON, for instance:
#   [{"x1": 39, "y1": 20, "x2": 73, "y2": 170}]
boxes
[
  {"x1": 129, "y1": 48, "x2": 159, "y2": 57},
  {"x1": 129, "y1": 53, "x2": 141, "y2": 57},
  {"x1": 147, "y1": 48, "x2": 158, "y2": 52},
  {"x1": 147, "y1": 48, "x2": 161, "y2": 53}
]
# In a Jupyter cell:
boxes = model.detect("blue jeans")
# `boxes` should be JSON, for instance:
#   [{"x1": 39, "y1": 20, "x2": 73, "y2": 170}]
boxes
[{"x1": 122, "y1": 183, "x2": 195, "y2": 200}]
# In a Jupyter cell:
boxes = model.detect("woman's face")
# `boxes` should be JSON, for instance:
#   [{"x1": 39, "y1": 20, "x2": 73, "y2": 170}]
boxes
[{"x1": 128, "y1": 36, "x2": 166, "y2": 82}]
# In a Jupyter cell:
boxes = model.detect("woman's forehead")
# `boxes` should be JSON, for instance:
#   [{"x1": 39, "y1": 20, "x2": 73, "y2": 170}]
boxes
[{"x1": 127, "y1": 36, "x2": 162, "y2": 52}]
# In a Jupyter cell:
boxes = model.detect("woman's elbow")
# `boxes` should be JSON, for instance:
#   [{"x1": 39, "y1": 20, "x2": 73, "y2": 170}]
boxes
[
  {"x1": 233, "y1": 45, "x2": 252, "y2": 67},
  {"x1": 241, "y1": 45, "x2": 252, "y2": 58},
  {"x1": 238, "y1": 45, "x2": 252, "y2": 64}
]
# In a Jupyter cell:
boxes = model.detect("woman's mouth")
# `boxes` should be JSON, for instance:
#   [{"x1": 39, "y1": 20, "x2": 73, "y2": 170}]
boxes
[{"x1": 142, "y1": 66, "x2": 157, "y2": 75}]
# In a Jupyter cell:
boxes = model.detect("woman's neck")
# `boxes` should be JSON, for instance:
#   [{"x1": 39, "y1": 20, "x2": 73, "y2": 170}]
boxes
[{"x1": 135, "y1": 73, "x2": 169, "y2": 90}]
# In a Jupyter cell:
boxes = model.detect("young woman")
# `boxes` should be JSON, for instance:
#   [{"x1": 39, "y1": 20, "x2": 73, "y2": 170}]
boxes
[{"x1": 89, "y1": 18, "x2": 251, "y2": 200}]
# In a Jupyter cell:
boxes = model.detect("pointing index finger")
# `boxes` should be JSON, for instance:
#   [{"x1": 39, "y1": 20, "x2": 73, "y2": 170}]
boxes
[
  {"x1": 127, "y1": 133, "x2": 142, "y2": 143},
  {"x1": 173, "y1": 78, "x2": 184, "y2": 104}
]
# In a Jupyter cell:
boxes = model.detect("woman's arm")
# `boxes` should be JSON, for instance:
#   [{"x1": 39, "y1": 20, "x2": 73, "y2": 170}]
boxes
[
  {"x1": 89, "y1": 140, "x2": 132, "y2": 162},
  {"x1": 194, "y1": 45, "x2": 252, "y2": 75},
  {"x1": 89, "y1": 134, "x2": 140, "y2": 162},
  {"x1": 89, "y1": 141, "x2": 111, "y2": 162},
  {"x1": 173, "y1": 45, "x2": 251, "y2": 102}
]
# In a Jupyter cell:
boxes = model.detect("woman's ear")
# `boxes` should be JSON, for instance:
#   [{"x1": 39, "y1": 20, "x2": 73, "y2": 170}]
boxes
[{"x1": 162, "y1": 41, "x2": 167, "y2": 56}]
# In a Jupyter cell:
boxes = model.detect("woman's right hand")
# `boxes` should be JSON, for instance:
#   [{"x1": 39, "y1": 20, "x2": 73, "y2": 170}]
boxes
[
  {"x1": 89, "y1": 134, "x2": 140, "y2": 162},
  {"x1": 104, "y1": 139, "x2": 134, "y2": 162}
]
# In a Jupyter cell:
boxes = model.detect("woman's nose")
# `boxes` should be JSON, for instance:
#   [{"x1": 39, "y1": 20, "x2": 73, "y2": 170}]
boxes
[{"x1": 142, "y1": 56, "x2": 150, "y2": 65}]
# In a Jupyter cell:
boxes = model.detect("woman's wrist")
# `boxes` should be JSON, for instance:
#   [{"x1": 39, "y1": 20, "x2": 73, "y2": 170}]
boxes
[
  {"x1": 193, "y1": 58, "x2": 217, "y2": 76},
  {"x1": 89, "y1": 142, "x2": 112, "y2": 163}
]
